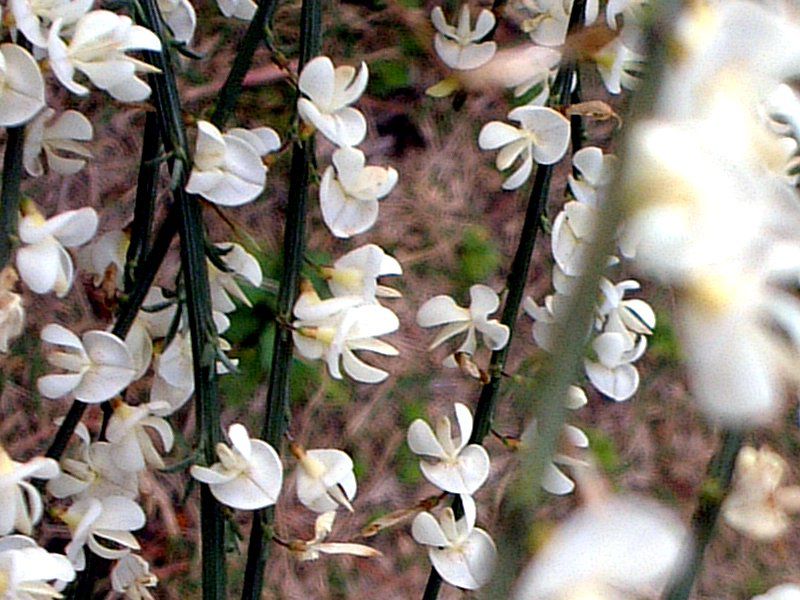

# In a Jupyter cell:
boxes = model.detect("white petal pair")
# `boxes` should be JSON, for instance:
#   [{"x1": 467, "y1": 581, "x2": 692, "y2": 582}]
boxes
[
  {"x1": 407, "y1": 403, "x2": 490, "y2": 495},
  {"x1": 293, "y1": 445, "x2": 357, "y2": 513},
  {"x1": 297, "y1": 56, "x2": 369, "y2": 147},
  {"x1": 431, "y1": 5, "x2": 497, "y2": 70},
  {"x1": 23, "y1": 108, "x2": 93, "y2": 177},
  {"x1": 0, "y1": 43, "x2": 46, "y2": 127},
  {"x1": 323, "y1": 244, "x2": 402, "y2": 303}
]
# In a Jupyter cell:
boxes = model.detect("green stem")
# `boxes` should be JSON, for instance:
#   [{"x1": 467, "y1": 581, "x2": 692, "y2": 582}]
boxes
[
  {"x1": 241, "y1": 1, "x2": 321, "y2": 597},
  {"x1": 662, "y1": 429, "x2": 744, "y2": 600},
  {"x1": 0, "y1": 126, "x2": 25, "y2": 269},
  {"x1": 210, "y1": 0, "x2": 281, "y2": 128},
  {"x1": 125, "y1": 110, "x2": 162, "y2": 292}
]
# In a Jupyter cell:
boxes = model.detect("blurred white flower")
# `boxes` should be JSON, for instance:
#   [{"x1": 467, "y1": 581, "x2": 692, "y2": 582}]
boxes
[
  {"x1": 0, "y1": 267, "x2": 24, "y2": 353},
  {"x1": 105, "y1": 400, "x2": 175, "y2": 472},
  {"x1": 9, "y1": 0, "x2": 92, "y2": 47},
  {"x1": 521, "y1": 0, "x2": 598, "y2": 46},
  {"x1": 291, "y1": 443, "x2": 357, "y2": 513},
  {"x1": 593, "y1": 33, "x2": 641, "y2": 95},
  {"x1": 62, "y1": 496, "x2": 145, "y2": 570},
  {"x1": 431, "y1": 5, "x2": 496, "y2": 70},
  {"x1": 293, "y1": 285, "x2": 400, "y2": 383},
  {"x1": 411, "y1": 494, "x2": 497, "y2": 590},
  {"x1": 407, "y1": 403, "x2": 490, "y2": 495},
  {"x1": 190, "y1": 423, "x2": 283, "y2": 510},
  {"x1": 37, "y1": 323, "x2": 136, "y2": 403},
  {"x1": 417, "y1": 284, "x2": 509, "y2": 365},
  {"x1": 297, "y1": 56, "x2": 368, "y2": 147},
  {"x1": 185, "y1": 120, "x2": 280, "y2": 207},
  {"x1": 478, "y1": 106, "x2": 571, "y2": 190},
  {"x1": 208, "y1": 242, "x2": 263, "y2": 313},
  {"x1": 216, "y1": 0, "x2": 255, "y2": 20},
  {"x1": 48, "y1": 10, "x2": 162, "y2": 102},
  {"x1": 158, "y1": 0, "x2": 196, "y2": 43},
  {"x1": 584, "y1": 331, "x2": 646, "y2": 401},
  {"x1": 15, "y1": 202, "x2": 97, "y2": 297},
  {"x1": 23, "y1": 108, "x2": 93, "y2": 177},
  {"x1": 0, "y1": 446, "x2": 59, "y2": 536},
  {"x1": 722, "y1": 446, "x2": 800, "y2": 541},
  {"x1": 48, "y1": 423, "x2": 138, "y2": 500},
  {"x1": 0, "y1": 43, "x2": 45, "y2": 127},
  {"x1": 753, "y1": 584, "x2": 800, "y2": 600},
  {"x1": 290, "y1": 511, "x2": 381, "y2": 561},
  {"x1": 319, "y1": 147, "x2": 398, "y2": 238},
  {"x1": 323, "y1": 244, "x2": 402, "y2": 303},
  {"x1": 0, "y1": 535, "x2": 75, "y2": 597},
  {"x1": 111, "y1": 554, "x2": 158, "y2": 600},
  {"x1": 513, "y1": 495, "x2": 687, "y2": 599}
]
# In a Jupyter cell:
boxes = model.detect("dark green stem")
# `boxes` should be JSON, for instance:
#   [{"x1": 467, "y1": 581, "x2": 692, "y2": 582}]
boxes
[
  {"x1": 125, "y1": 110, "x2": 162, "y2": 292},
  {"x1": 210, "y1": 0, "x2": 281, "y2": 128},
  {"x1": 662, "y1": 429, "x2": 744, "y2": 600},
  {"x1": 136, "y1": 0, "x2": 230, "y2": 596},
  {"x1": 241, "y1": 1, "x2": 320, "y2": 597},
  {"x1": 0, "y1": 126, "x2": 25, "y2": 269}
]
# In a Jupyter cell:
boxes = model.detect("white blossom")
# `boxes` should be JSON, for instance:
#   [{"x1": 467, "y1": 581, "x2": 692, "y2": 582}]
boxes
[
  {"x1": 158, "y1": 0, "x2": 196, "y2": 43},
  {"x1": 216, "y1": 0, "x2": 256, "y2": 20},
  {"x1": 190, "y1": 423, "x2": 283, "y2": 510},
  {"x1": 319, "y1": 147, "x2": 398, "y2": 239},
  {"x1": 513, "y1": 495, "x2": 687, "y2": 599},
  {"x1": 48, "y1": 10, "x2": 162, "y2": 102},
  {"x1": 293, "y1": 285, "x2": 400, "y2": 383},
  {"x1": 297, "y1": 56, "x2": 368, "y2": 147},
  {"x1": 291, "y1": 443, "x2": 357, "y2": 513},
  {"x1": 323, "y1": 244, "x2": 402, "y2": 303},
  {"x1": 208, "y1": 242, "x2": 263, "y2": 313},
  {"x1": 105, "y1": 400, "x2": 175, "y2": 472},
  {"x1": 111, "y1": 554, "x2": 158, "y2": 600},
  {"x1": 23, "y1": 108, "x2": 93, "y2": 177},
  {"x1": 417, "y1": 284, "x2": 509, "y2": 365},
  {"x1": 289, "y1": 511, "x2": 381, "y2": 561},
  {"x1": 62, "y1": 496, "x2": 145, "y2": 570},
  {"x1": 722, "y1": 446, "x2": 800, "y2": 541},
  {"x1": 0, "y1": 446, "x2": 59, "y2": 536},
  {"x1": 9, "y1": 0, "x2": 92, "y2": 47},
  {"x1": 407, "y1": 403, "x2": 490, "y2": 495},
  {"x1": 185, "y1": 120, "x2": 280, "y2": 207},
  {"x1": 15, "y1": 202, "x2": 98, "y2": 297},
  {"x1": 411, "y1": 494, "x2": 497, "y2": 590},
  {"x1": 0, "y1": 267, "x2": 24, "y2": 354},
  {"x1": 0, "y1": 535, "x2": 75, "y2": 598},
  {"x1": 478, "y1": 106, "x2": 571, "y2": 190},
  {"x1": 431, "y1": 5, "x2": 496, "y2": 70},
  {"x1": 0, "y1": 43, "x2": 45, "y2": 128},
  {"x1": 753, "y1": 584, "x2": 800, "y2": 600},
  {"x1": 37, "y1": 323, "x2": 136, "y2": 403}
]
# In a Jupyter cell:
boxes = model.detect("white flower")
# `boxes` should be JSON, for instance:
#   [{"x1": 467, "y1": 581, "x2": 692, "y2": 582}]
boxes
[
  {"x1": 111, "y1": 554, "x2": 158, "y2": 600},
  {"x1": 62, "y1": 496, "x2": 145, "y2": 570},
  {"x1": 158, "y1": 0, "x2": 196, "y2": 43},
  {"x1": 185, "y1": 120, "x2": 280, "y2": 207},
  {"x1": 0, "y1": 43, "x2": 45, "y2": 128},
  {"x1": 216, "y1": 0, "x2": 256, "y2": 20},
  {"x1": 521, "y1": 0, "x2": 598, "y2": 46},
  {"x1": 416, "y1": 284, "x2": 509, "y2": 365},
  {"x1": 584, "y1": 331, "x2": 646, "y2": 401},
  {"x1": 105, "y1": 400, "x2": 175, "y2": 472},
  {"x1": 596, "y1": 278, "x2": 655, "y2": 342},
  {"x1": 323, "y1": 244, "x2": 402, "y2": 303},
  {"x1": 208, "y1": 243, "x2": 263, "y2": 313},
  {"x1": 291, "y1": 443, "x2": 357, "y2": 513},
  {"x1": 15, "y1": 202, "x2": 98, "y2": 297},
  {"x1": 48, "y1": 10, "x2": 162, "y2": 102},
  {"x1": 293, "y1": 286, "x2": 400, "y2": 383},
  {"x1": 529, "y1": 415, "x2": 590, "y2": 496},
  {"x1": 289, "y1": 511, "x2": 381, "y2": 561},
  {"x1": 753, "y1": 584, "x2": 800, "y2": 600},
  {"x1": 319, "y1": 147, "x2": 398, "y2": 238},
  {"x1": 9, "y1": 0, "x2": 92, "y2": 48},
  {"x1": 513, "y1": 495, "x2": 687, "y2": 599},
  {"x1": 37, "y1": 323, "x2": 136, "y2": 403},
  {"x1": 407, "y1": 403, "x2": 490, "y2": 495},
  {"x1": 297, "y1": 56, "x2": 369, "y2": 147},
  {"x1": 411, "y1": 494, "x2": 497, "y2": 590},
  {"x1": 431, "y1": 5, "x2": 497, "y2": 70},
  {"x1": 23, "y1": 108, "x2": 93, "y2": 177},
  {"x1": 593, "y1": 33, "x2": 642, "y2": 95},
  {"x1": 190, "y1": 423, "x2": 283, "y2": 510},
  {"x1": 0, "y1": 535, "x2": 75, "y2": 598},
  {"x1": 80, "y1": 229, "x2": 129, "y2": 290},
  {"x1": 0, "y1": 267, "x2": 24, "y2": 354},
  {"x1": 478, "y1": 106, "x2": 571, "y2": 190},
  {"x1": 0, "y1": 446, "x2": 59, "y2": 536},
  {"x1": 722, "y1": 446, "x2": 800, "y2": 541},
  {"x1": 48, "y1": 424, "x2": 138, "y2": 500}
]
